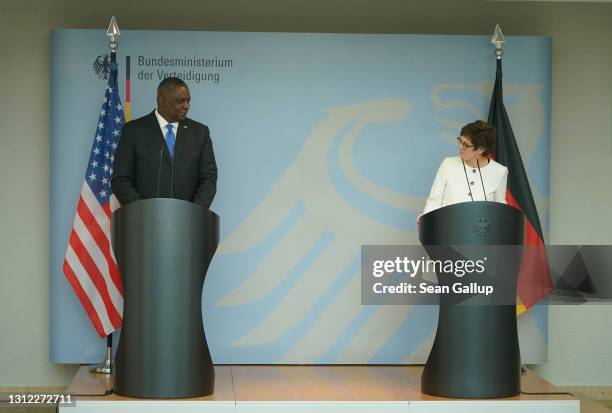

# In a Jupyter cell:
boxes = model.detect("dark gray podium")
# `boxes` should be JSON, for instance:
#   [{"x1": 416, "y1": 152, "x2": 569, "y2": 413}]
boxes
[
  {"x1": 111, "y1": 198, "x2": 219, "y2": 399},
  {"x1": 419, "y1": 201, "x2": 524, "y2": 398}
]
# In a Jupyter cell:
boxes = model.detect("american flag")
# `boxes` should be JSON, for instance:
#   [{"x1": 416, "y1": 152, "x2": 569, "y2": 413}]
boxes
[{"x1": 63, "y1": 62, "x2": 124, "y2": 337}]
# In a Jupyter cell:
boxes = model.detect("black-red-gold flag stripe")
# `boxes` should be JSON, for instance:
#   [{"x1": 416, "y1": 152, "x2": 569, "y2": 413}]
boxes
[{"x1": 488, "y1": 59, "x2": 553, "y2": 314}]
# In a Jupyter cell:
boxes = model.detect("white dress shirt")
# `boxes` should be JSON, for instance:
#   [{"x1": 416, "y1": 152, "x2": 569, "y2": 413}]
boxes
[
  {"x1": 423, "y1": 156, "x2": 508, "y2": 215},
  {"x1": 155, "y1": 110, "x2": 178, "y2": 144}
]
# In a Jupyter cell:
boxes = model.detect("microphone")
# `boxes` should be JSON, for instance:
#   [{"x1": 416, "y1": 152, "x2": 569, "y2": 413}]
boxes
[
  {"x1": 170, "y1": 124, "x2": 180, "y2": 199},
  {"x1": 170, "y1": 153, "x2": 175, "y2": 199},
  {"x1": 155, "y1": 143, "x2": 163, "y2": 198}
]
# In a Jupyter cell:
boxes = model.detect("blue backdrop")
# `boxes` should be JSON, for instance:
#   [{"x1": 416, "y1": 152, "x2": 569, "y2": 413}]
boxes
[{"x1": 50, "y1": 30, "x2": 551, "y2": 364}]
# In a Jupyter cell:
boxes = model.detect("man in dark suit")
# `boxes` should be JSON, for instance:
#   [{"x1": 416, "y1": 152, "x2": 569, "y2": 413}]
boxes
[{"x1": 111, "y1": 77, "x2": 217, "y2": 207}]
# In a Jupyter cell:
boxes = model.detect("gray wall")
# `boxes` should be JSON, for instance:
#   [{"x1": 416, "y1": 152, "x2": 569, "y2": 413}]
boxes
[{"x1": 1, "y1": 0, "x2": 611, "y2": 386}]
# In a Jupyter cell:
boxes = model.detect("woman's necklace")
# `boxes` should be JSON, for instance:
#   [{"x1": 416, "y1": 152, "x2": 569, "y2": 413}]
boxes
[{"x1": 462, "y1": 157, "x2": 488, "y2": 201}]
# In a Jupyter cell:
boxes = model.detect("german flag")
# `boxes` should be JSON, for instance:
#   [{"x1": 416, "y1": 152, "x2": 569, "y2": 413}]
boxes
[{"x1": 488, "y1": 58, "x2": 553, "y2": 315}]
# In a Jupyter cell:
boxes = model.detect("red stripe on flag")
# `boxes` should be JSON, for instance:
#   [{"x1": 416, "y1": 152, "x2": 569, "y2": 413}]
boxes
[
  {"x1": 69, "y1": 231, "x2": 122, "y2": 328},
  {"x1": 126, "y1": 79, "x2": 131, "y2": 101},
  {"x1": 77, "y1": 199, "x2": 123, "y2": 295},
  {"x1": 100, "y1": 202, "x2": 123, "y2": 294},
  {"x1": 104, "y1": 201, "x2": 123, "y2": 294},
  {"x1": 102, "y1": 201, "x2": 112, "y2": 218},
  {"x1": 506, "y1": 189, "x2": 520, "y2": 210},
  {"x1": 506, "y1": 190, "x2": 554, "y2": 308},
  {"x1": 63, "y1": 260, "x2": 107, "y2": 337},
  {"x1": 518, "y1": 220, "x2": 554, "y2": 306},
  {"x1": 108, "y1": 257, "x2": 122, "y2": 295}
]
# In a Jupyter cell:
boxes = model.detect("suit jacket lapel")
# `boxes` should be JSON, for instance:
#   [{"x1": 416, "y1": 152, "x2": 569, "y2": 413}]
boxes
[{"x1": 174, "y1": 120, "x2": 188, "y2": 163}]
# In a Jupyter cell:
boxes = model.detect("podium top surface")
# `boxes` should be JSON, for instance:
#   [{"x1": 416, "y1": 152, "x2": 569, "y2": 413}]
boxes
[
  {"x1": 419, "y1": 201, "x2": 524, "y2": 245},
  {"x1": 421, "y1": 201, "x2": 522, "y2": 220},
  {"x1": 114, "y1": 197, "x2": 218, "y2": 217}
]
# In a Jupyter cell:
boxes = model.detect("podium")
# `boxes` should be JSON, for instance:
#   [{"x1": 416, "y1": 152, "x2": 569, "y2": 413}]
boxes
[
  {"x1": 419, "y1": 201, "x2": 524, "y2": 399},
  {"x1": 111, "y1": 198, "x2": 219, "y2": 399}
]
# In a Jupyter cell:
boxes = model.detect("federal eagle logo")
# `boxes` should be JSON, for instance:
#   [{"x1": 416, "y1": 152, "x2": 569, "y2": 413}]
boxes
[
  {"x1": 474, "y1": 217, "x2": 490, "y2": 237},
  {"x1": 92, "y1": 54, "x2": 111, "y2": 80}
]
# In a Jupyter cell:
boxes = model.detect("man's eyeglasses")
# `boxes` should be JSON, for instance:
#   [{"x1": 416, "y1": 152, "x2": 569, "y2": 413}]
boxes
[{"x1": 457, "y1": 137, "x2": 474, "y2": 149}]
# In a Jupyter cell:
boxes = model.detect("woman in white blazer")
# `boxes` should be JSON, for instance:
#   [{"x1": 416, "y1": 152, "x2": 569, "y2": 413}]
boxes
[{"x1": 419, "y1": 120, "x2": 508, "y2": 222}]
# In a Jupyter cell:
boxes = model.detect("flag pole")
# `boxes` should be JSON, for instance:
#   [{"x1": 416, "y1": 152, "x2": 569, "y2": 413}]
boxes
[
  {"x1": 488, "y1": 24, "x2": 553, "y2": 315},
  {"x1": 89, "y1": 15, "x2": 121, "y2": 375}
]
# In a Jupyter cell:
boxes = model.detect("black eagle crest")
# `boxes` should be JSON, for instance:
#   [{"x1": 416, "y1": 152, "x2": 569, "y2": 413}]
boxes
[
  {"x1": 473, "y1": 217, "x2": 490, "y2": 237},
  {"x1": 92, "y1": 54, "x2": 111, "y2": 79}
]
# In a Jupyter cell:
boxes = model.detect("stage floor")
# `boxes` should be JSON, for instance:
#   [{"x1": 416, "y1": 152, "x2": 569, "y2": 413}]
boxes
[{"x1": 63, "y1": 364, "x2": 583, "y2": 413}]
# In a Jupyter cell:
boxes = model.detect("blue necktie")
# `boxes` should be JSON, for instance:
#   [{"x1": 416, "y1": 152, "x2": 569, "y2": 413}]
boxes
[{"x1": 165, "y1": 124, "x2": 176, "y2": 159}]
